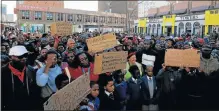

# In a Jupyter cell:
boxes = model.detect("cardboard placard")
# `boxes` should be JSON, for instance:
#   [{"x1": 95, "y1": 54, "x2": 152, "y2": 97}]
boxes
[
  {"x1": 165, "y1": 49, "x2": 200, "y2": 67},
  {"x1": 44, "y1": 74, "x2": 90, "y2": 110},
  {"x1": 94, "y1": 51, "x2": 128, "y2": 74},
  {"x1": 142, "y1": 54, "x2": 156, "y2": 66},
  {"x1": 50, "y1": 22, "x2": 72, "y2": 36},
  {"x1": 86, "y1": 33, "x2": 117, "y2": 52}
]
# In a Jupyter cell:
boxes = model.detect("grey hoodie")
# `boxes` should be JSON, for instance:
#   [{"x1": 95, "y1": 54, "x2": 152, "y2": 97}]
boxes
[{"x1": 200, "y1": 55, "x2": 219, "y2": 75}]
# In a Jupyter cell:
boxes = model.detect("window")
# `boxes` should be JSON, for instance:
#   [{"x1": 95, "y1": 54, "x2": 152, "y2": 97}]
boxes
[
  {"x1": 46, "y1": 12, "x2": 53, "y2": 20},
  {"x1": 85, "y1": 15, "x2": 90, "y2": 22},
  {"x1": 93, "y1": 16, "x2": 98, "y2": 23},
  {"x1": 215, "y1": 10, "x2": 218, "y2": 14},
  {"x1": 77, "y1": 14, "x2": 82, "y2": 22},
  {"x1": 210, "y1": 11, "x2": 214, "y2": 14},
  {"x1": 21, "y1": 10, "x2": 30, "y2": 20},
  {"x1": 35, "y1": 11, "x2": 42, "y2": 20},
  {"x1": 68, "y1": 14, "x2": 73, "y2": 21},
  {"x1": 56, "y1": 13, "x2": 64, "y2": 21}
]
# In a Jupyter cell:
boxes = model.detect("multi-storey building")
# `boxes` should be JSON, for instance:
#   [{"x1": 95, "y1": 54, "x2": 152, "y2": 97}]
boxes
[
  {"x1": 98, "y1": 1, "x2": 138, "y2": 32},
  {"x1": 17, "y1": 1, "x2": 64, "y2": 8},
  {"x1": 1, "y1": 4, "x2": 7, "y2": 22},
  {"x1": 15, "y1": 4, "x2": 126, "y2": 33},
  {"x1": 136, "y1": 1, "x2": 219, "y2": 37}
]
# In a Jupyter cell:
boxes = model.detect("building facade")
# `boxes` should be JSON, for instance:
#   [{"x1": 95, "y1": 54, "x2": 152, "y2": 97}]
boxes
[
  {"x1": 15, "y1": 4, "x2": 126, "y2": 33},
  {"x1": 136, "y1": 1, "x2": 219, "y2": 37},
  {"x1": 98, "y1": 1, "x2": 138, "y2": 32},
  {"x1": 1, "y1": 4, "x2": 7, "y2": 22},
  {"x1": 17, "y1": 1, "x2": 64, "y2": 8}
]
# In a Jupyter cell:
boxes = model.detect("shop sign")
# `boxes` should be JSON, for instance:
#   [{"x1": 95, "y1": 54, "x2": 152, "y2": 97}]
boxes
[
  {"x1": 147, "y1": 18, "x2": 162, "y2": 23},
  {"x1": 176, "y1": 14, "x2": 204, "y2": 21},
  {"x1": 17, "y1": 4, "x2": 48, "y2": 12}
]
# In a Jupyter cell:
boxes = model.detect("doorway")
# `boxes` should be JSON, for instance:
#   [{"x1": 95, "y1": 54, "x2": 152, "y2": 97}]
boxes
[{"x1": 166, "y1": 26, "x2": 172, "y2": 36}]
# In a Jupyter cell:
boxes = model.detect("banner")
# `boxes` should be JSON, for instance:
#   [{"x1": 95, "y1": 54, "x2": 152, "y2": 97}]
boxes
[
  {"x1": 50, "y1": 22, "x2": 72, "y2": 36},
  {"x1": 86, "y1": 33, "x2": 117, "y2": 52},
  {"x1": 165, "y1": 49, "x2": 200, "y2": 67},
  {"x1": 94, "y1": 51, "x2": 128, "y2": 74},
  {"x1": 44, "y1": 74, "x2": 90, "y2": 110}
]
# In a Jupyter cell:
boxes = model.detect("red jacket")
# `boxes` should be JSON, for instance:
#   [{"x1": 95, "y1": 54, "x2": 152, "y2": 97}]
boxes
[{"x1": 66, "y1": 63, "x2": 99, "y2": 82}]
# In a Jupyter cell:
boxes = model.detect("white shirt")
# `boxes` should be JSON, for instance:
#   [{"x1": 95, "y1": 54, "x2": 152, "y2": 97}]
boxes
[
  {"x1": 147, "y1": 76, "x2": 153, "y2": 81},
  {"x1": 132, "y1": 77, "x2": 138, "y2": 84},
  {"x1": 105, "y1": 90, "x2": 113, "y2": 96}
]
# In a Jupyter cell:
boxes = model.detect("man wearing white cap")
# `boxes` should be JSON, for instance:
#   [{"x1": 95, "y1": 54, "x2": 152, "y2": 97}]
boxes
[{"x1": 2, "y1": 46, "x2": 41, "y2": 110}]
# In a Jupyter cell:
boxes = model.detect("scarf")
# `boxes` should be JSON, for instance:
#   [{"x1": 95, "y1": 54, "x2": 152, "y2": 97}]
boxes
[{"x1": 9, "y1": 64, "x2": 26, "y2": 82}]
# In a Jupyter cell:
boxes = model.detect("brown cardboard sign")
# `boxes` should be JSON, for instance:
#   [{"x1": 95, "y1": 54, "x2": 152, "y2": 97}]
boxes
[
  {"x1": 94, "y1": 51, "x2": 128, "y2": 74},
  {"x1": 165, "y1": 49, "x2": 200, "y2": 67},
  {"x1": 50, "y1": 22, "x2": 72, "y2": 36},
  {"x1": 86, "y1": 33, "x2": 117, "y2": 52},
  {"x1": 44, "y1": 74, "x2": 90, "y2": 110}
]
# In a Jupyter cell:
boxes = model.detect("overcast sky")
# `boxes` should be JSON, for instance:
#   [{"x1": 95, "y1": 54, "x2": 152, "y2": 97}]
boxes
[{"x1": 2, "y1": 1, "x2": 98, "y2": 20}]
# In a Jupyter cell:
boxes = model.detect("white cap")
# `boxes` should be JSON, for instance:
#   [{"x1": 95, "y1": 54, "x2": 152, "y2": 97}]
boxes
[{"x1": 9, "y1": 46, "x2": 28, "y2": 56}]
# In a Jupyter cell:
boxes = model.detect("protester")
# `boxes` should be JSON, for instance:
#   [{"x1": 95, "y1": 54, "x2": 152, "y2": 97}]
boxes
[
  {"x1": 125, "y1": 51, "x2": 143, "y2": 80},
  {"x1": 141, "y1": 65, "x2": 160, "y2": 111},
  {"x1": 70, "y1": 52, "x2": 99, "y2": 82},
  {"x1": 156, "y1": 64, "x2": 183, "y2": 110},
  {"x1": 36, "y1": 50, "x2": 62, "y2": 100},
  {"x1": 99, "y1": 75, "x2": 121, "y2": 110},
  {"x1": 2, "y1": 46, "x2": 41, "y2": 110},
  {"x1": 2, "y1": 27, "x2": 219, "y2": 111},
  {"x1": 86, "y1": 81, "x2": 100, "y2": 110},
  {"x1": 126, "y1": 65, "x2": 142, "y2": 110},
  {"x1": 113, "y1": 70, "x2": 127, "y2": 110},
  {"x1": 55, "y1": 74, "x2": 70, "y2": 90}
]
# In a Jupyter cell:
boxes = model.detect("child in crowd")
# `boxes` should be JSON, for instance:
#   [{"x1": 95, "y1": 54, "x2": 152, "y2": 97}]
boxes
[
  {"x1": 113, "y1": 70, "x2": 127, "y2": 110},
  {"x1": 126, "y1": 65, "x2": 142, "y2": 110},
  {"x1": 99, "y1": 75, "x2": 121, "y2": 110},
  {"x1": 141, "y1": 65, "x2": 160, "y2": 111},
  {"x1": 55, "y1": 74, "x2": 70, "y2": 90},
  {"x1": 87, "y1": 81, "x2": 100, "y2": 110}
]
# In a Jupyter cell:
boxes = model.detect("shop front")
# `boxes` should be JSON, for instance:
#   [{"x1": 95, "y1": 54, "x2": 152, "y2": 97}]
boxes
[
  {"x1": 205, "y1": 9, "x2": 219, "y2": 35},
  {"x1": 21, "y1": 23, "x2": 45, "y2": 33},
  {"x1": 175, "y1": 14, "x2": 205, "y2": 37},
  {"x1": 146, "y1": 18, "x2": 162, "y2": 36},
  {"x1": 138, "y1": 18, "x2": 147, "y2": 34},
  {"x1": 162, "y1": 15, "x2": 176, "y2": 36}
]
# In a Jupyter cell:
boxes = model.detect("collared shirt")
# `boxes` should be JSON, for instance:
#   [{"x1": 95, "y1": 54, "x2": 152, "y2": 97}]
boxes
[
  {"x1": 105, "y1": 90, "x2": 113, "y2": 96},
  {"x1": 132, "y1": 77, "x2": 138, "y2": 84},
  {"x1": 147, "y1": 76, "x2": 152, "y2": 81}
]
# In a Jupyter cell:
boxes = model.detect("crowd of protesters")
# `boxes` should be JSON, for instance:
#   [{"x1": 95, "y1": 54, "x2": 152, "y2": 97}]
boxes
[{"x1": 1, "y1": 28, "x2": 219, "y2": 111}]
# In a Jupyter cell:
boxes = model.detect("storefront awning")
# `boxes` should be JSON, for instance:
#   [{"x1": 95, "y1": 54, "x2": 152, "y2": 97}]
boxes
[
  {"x1": 147, "y1": 14, "x2": 156, "y2": 18},
  {"x1": 190, "y1": 6, "x2": 209, "y2": 12},
  {"x1": 215, "y1": 4, "x2": 219, "y2": 8},
  {"x1": 157, "y1": 11, "x2": 170, "y2": 16},
  {"x1": 172, "y1": 9, "x2": 187, "y2": 14}
]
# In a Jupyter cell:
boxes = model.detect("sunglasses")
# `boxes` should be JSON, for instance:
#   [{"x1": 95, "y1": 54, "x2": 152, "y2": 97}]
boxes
[{"x1": 17, "y1": 53, "x2": 28, "y2": 59}]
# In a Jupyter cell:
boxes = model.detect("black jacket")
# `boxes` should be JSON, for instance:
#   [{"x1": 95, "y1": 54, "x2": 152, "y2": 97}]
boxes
[
  {"x1": 126, "y1": 78, "x2": 142, "y2": 110},
  {"x1": 99, "y1": 91, "x2": 121, "y2": 110},
  {"x1": 2, "y1": 64, "x2": 41, "y2": 110},
  {"x1": 140, "y1": 75, "x2": 160, "y2": 105}
]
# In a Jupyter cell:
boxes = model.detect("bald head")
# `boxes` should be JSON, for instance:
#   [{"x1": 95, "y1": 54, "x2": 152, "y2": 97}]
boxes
[{"x1": 67, "y1": 38, "x2": 75, "y2": 49}]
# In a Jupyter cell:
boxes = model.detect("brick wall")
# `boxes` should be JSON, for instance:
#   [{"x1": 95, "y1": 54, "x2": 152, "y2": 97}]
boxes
[
  {"x1": 191, "y1": 1, "x2": 212, "y2": 8},
  {"x1": 159, "y1": 5, "x2": 171, "y2": 13},
  {"x1": 147, "y1": 8, "x2": 158, "y2": 15},
  {"x1": 173, "y1": 1, "x2": 189, "y2": 11},
  {"x1": 23, "y1": 1, "x2": 64, "y2": 8}
]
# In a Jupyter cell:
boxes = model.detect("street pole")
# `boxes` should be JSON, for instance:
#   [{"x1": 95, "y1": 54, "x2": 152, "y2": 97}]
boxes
[{"x1": 126, "y1": 1, "x2": 128, "y2": 33}]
